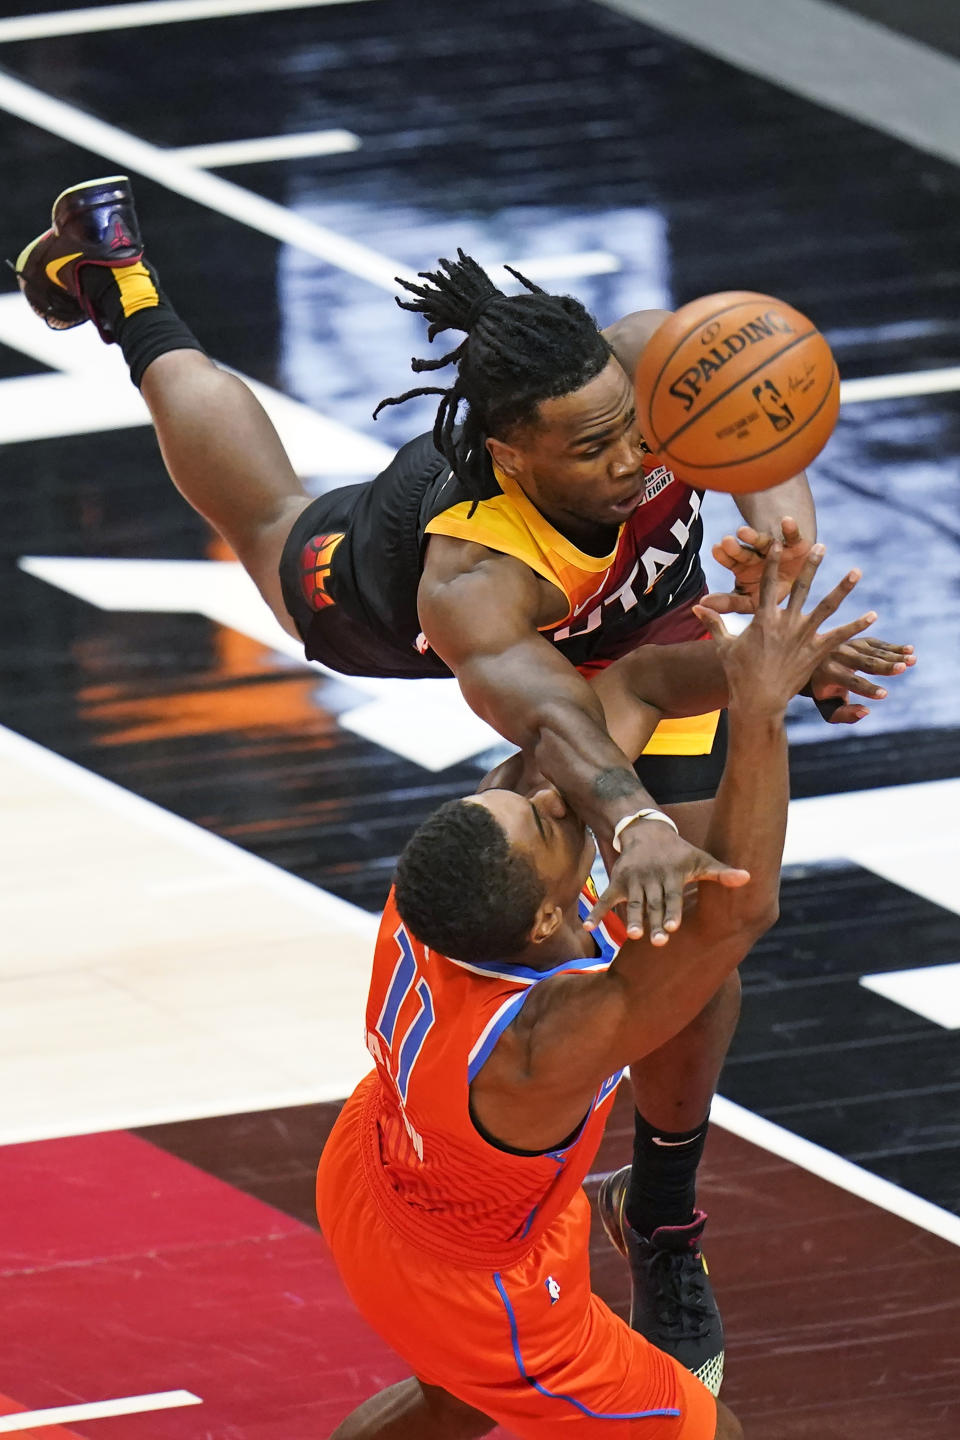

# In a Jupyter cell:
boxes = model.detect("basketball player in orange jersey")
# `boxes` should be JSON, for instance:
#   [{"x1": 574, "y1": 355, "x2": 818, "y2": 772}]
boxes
[
  {"x1": 15, "y1": 180, "x2": 913, "y2": 1387},
  {"x1": 317, "y1": 546, "x2": 877, "y2": 1439}
]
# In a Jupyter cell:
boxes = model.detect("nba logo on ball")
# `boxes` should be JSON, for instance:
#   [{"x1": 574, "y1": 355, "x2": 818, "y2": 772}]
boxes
[
  {"x1": 635, "y1": 291, "x2": 841, "y2": 494},
  {"x1": 545, "y1": 1276, "x2": 561, "y2": 1305}
]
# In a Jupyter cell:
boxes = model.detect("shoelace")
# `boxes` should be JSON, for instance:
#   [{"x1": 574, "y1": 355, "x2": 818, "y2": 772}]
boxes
[{"x1": 644, "y1": 1247, "x2": 710, "y2": 1338}]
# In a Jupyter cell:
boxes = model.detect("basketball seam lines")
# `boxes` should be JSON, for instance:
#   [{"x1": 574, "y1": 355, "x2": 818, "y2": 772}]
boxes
[{"x1": 653, "y1": 328, "x2": 817, "y2": 451}]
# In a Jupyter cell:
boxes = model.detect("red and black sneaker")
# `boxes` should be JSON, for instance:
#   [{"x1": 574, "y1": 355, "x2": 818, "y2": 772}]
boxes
[
  {"x1": 597, "y1": 1165, "x2": 725, "y2": 1396},
  {"x1": 15, "y1": 175, "x2": 144, "y2": 341}
]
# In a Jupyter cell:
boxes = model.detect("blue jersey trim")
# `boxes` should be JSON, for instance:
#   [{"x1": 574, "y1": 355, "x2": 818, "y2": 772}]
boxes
[
  {"x1": 446, "y1": 952, "x2": 610, "y2": 984},
  {"x1": 467, "y1": 990, "x2": 533, "y2": 1082},
  {"x1": 576, "y1": 897, "x2": 618, "y2": 966},
  {"x1": 492, "y1": 1273, "x2": 681, "y2": 1421}
]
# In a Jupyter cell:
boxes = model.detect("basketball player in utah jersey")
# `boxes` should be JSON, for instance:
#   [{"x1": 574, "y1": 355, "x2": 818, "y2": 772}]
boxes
[
  {"x1": 15, "y1": 180, "x2": 912, "y2": 1385},
  {"x1": 317, "y1": 546, "x2": 879, "y2": 1438}
]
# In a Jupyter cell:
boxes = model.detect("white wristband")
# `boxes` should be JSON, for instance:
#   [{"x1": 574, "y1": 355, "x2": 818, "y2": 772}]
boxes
[{"x1": 611, "y1": 808, "x2": 680, "y2": 853}]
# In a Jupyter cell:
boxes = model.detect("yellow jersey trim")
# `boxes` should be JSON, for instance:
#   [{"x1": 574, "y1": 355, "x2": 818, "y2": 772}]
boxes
[
  {"x1": 423, "y1": 467, "x2": 623, "y2": 627},
  {"x1": 641, "y1": 710, "x2": 720, "y2": 757}
]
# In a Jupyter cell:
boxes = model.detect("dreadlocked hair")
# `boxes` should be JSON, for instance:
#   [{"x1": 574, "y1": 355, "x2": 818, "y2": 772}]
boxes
[
  {"x1": 373, "y1": 249, "x2": 612, "y2": 506},
  {"x1": 394, "y1": 799, "x2": 545, "y2": 964}
]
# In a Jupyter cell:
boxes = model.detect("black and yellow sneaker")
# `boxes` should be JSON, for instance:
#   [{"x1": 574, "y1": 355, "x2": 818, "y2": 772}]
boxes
[
  {"x1": 597, "y1": 1165, "x2": 725, "y2": 1396},
  {"x1": 15, "y1": 175, "x2": 146, "y2": 341}
]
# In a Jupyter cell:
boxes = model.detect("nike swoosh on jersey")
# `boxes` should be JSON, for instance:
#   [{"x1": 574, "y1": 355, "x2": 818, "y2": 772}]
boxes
[
  {"x1": 45, "y1": 252, "x2": 83, "y2": 289},
  {"x1": 572, "y1": 573, "x2": 611, "y2": 617}
]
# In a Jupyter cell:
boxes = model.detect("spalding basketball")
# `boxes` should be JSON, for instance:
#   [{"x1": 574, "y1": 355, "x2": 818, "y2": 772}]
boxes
[{"x1": 635, "y1": 292, "x2": 840, "y2": 494}]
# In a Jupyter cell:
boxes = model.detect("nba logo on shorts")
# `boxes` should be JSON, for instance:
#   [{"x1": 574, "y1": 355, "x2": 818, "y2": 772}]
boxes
[{"x1": 544, "y1": 1276, "x2": 561, "y2": 1305}]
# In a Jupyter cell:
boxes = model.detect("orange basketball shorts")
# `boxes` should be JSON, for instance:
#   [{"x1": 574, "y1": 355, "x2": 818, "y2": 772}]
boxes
[{"x1": 317, "y1": 1086, "x2": 717, "y2": 1439}]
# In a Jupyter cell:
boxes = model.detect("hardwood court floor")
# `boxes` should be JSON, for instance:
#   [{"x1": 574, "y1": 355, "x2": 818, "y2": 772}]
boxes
[{"x1": 1, "y1": 1090, "x2": 957, "y2": 1439}]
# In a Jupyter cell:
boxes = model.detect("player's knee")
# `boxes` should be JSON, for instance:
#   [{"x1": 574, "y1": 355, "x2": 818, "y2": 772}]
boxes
[{"x1": 712, "y1": 1398, "x2": 744, "y2": 1440}]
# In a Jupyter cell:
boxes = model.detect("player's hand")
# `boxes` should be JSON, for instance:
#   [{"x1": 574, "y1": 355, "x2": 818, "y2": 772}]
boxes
[
  {"x1": 806, "y1": 637, "x2": 916, "y2": 724},
  {"x1": 586, "y1": 825, "x2": 750, "y2": 946},
  {"x1": 694, "y1": 542, "x2": 878, "y2": 718},
  {"x1": 705, "y1": 516, "x2": 813, "y2": 613}
]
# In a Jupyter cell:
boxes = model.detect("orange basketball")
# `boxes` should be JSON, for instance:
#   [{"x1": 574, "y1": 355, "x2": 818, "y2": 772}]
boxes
[{"x1": 635, "y1": 291, "x2": 840, "y2": 494}]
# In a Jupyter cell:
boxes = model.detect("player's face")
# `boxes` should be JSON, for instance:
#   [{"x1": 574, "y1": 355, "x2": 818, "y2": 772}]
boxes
[
  {"x1": 494, "y1": 359, "x2": 651, "y2": 532},
  {"x1": 467, "y1": 785, "x2": 595, "y2": 913}
]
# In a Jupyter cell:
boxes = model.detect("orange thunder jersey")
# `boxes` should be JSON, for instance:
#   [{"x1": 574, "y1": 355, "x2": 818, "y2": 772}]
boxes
[{"x1": 361, "y1": 883, "x2": 626, "y2": 1260}]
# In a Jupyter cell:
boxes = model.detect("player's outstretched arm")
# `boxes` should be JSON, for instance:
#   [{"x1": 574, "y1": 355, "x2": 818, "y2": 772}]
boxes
[
  {"x1": 591, "y1": 622, "x2": 914, "y2": 756},
  {"x1": 472, "y1": 546, "x2": 877, "y2": 1152},
  {"x1": 419, "y1": 541, "x2": 744, "y2": 943}
]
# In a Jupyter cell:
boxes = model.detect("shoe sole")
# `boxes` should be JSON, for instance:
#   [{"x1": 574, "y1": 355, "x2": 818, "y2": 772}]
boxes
[{"x1": 14, "y1": 230, "x2": 48, "y2": 276}]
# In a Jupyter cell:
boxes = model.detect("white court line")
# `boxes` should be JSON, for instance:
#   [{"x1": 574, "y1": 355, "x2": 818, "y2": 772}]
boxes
[
  {"x1": 590, "y1": 1090, "x2": 960, "y2": 1249},
  {"x1": 0, "y1": 71, "x2": 619, "y2": 295},
  {"x1": 508, "y1": 251, "x2": 621, "y2": 282},
  {"x1": 1, "y1": 70, "x2": 953, "y2": 400},
  {"x1": 0, "y1": 0, "x2": 374, "y2": 45},
  {"x1": 0, "y1": 70, "x2": 408, "y2": 291},
  {"x1": 0, "y1": 724, "x2": 375, "y2": 938},
  {"x1": 840, "y1": 366, "x2": 960, "y2": 404},
  {"x1": 860, "y1": 961, "x2": 960, "y2": 1030},
  {"x1": 173, "y1": 129, "x2": 361, "y2": 167},
  {"x1": 0, "y1": 1391, "x2": 201, "y2": 1433},
  {"x1": 710, "y1": 1095, "x2": 960, "y2": 1249}
]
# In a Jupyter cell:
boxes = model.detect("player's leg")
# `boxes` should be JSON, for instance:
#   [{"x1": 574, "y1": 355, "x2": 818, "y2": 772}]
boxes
[
  {"x1": 598, "y1": 728, "x2": 732, "y2": 1393},
  {"x1": 15, "y1": 176, "x2": 311, "y2": 637},
  {"x1": 712, "y1": 1400, "x2": 744, "y2": 1440},
  {"x1": 330, "y1": 1378, "x2": 494, "y2": 1440},
  {"x1": 138, "y1": 350, "x2": 311, "y2": 633}
]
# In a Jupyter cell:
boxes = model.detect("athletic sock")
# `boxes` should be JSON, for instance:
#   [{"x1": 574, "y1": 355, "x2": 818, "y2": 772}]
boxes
[
  {"x1": 79, "y1": 263, "x2": 205, "y2": 387},
  {"x1": 624, "y1": 1109, "x2": 709, "y2": 1239}
]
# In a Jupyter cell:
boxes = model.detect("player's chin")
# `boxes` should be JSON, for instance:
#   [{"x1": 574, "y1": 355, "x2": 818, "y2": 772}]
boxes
[{"x1": 578, "y1": 832, "x2": 597, "y2": 882}]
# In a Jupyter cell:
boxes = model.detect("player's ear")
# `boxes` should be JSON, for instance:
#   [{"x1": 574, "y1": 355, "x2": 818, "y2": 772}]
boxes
[
  {"x1": 486, "y1": 433, "x2": 524, "y2": 479},
  {"x1": 529, "y1": 900, "x2": 563, "y2": 946}
]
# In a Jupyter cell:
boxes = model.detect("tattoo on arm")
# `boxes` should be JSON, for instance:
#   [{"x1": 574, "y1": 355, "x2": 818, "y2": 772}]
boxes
[{"x1": 593, "y1": 767, "x2": 640, "y2": 803}]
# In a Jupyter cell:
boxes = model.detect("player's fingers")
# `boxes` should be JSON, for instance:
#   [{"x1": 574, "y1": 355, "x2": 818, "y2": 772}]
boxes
[
  {"x1": 835, "y1": 640, "x2": 913, "y2": 673},
  {"x1": 804, "y1": 568, "x2": 862, "y2": 630},
  {"x1": 758, "y1": 541, "x2": 783, "y2": 613},
  {"x1": 843, "y1": 673, "x2": 888, "y2": 700},
  {"x1": 662, "y1": 882, "x2": 684, "y2": 936},
  {"x1": 849, "y1": 638, "x2": 914, "y2": 658},
  {"x1": 687, "y1": 846, "x2": 751, "y2": 887},
  {"x1": 780, "y1": 516, "x2": 800, "y2": 546},
  {"x1": 699, "y1": 590, "x2": 754, "y2": 615},
  {"x1": 784, "y1": 541, "x2": 825, "y2": 611},
  {"x1": 715, "y1": 536, "x2": 752, "y2": 565},
  {"x1": 584, "y1": 882, "x2": 623, "y2": 932},
  {"x1": 850, "y1": 653, "x2": 906, "y2": 676},
  {"x1": 703, "y1": 865, "x2": 752, "y2": 888},
  {"x1": 645, "y1": 883, "x2": 668, "y2": 947},
  {"x1": 826, "y1": 702, "x2": 870, "y2": 724},
  {"x1": 624, "y1": 894, "x2": 646, "y2": 941},
  {"x1": 817, "y1": 611, "x2": 878, "y2": 651},
  {"x1": 691, "y1": 604, "x2": 731, "y2": 640},
  {"x1": 821, "y1": 665, "x2": 888, "y2": 700},
  {"x1": 735, "y1": 525, "x2": 767, "y2": 551}
]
